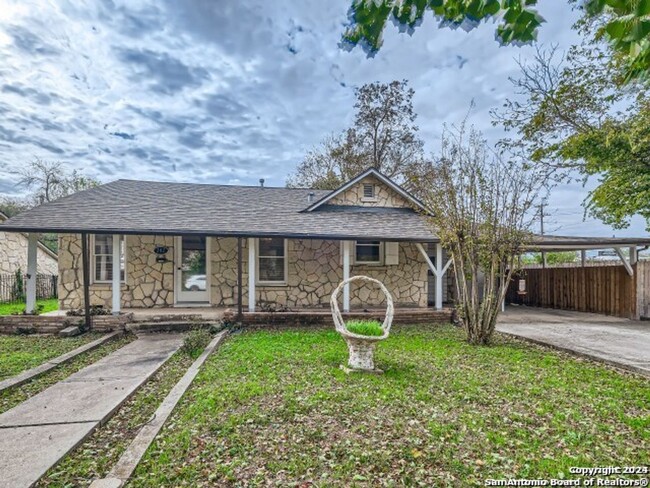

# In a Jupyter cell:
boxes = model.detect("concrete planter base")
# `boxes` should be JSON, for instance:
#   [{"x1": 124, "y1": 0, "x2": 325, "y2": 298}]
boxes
[{"x1": 343, "y1": 335, "x2": 381, "y2": 371}]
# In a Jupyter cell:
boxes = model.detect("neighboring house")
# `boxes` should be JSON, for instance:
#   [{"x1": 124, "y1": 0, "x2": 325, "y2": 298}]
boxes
[
  {"x1": 0, "y1": 211, "x2": 58, "y2": 276},
  {"x1": 0, "y1": 169, "x2": 452, "y2": 312}
]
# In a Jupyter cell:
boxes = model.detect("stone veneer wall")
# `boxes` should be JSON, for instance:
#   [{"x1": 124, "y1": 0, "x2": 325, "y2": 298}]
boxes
[
  {"x1": 58, "y1": 234, "x2": 175, "y2": 309},
  {"x1": 0, "y1": 221, "x2": 58, "y2": 275},
  {"x1": 329, "y1": 175, "x2": 412, "y2": 208},
  {"x1": 211, "y1": 238, "x2": 428, "y2": 309},
  {"x1": 58, "y1": 234, "x2": 429, "y2": 310}
]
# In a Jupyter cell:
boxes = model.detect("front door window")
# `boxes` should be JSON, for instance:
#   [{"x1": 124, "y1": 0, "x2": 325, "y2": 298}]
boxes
[{"x1": 176, "y1": 236, "x2": 209, "y2": 302}]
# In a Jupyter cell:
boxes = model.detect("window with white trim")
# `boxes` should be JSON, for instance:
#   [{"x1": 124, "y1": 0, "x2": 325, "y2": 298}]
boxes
[
  {"x1": 355, "y1": 240, "x2": 382, "y2": 265},
  {"x1": 257, "y1": 237, "x2": 287, "y2": 284},
  {"x1": 93, "y1": 234, "x2": 125, "y2": 283}
]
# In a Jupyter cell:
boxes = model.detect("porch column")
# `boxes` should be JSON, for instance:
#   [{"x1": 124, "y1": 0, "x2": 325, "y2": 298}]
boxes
[
  {"x1": 435, "y1": 243, "x2": 443, "y2": 310},
  {"x1": 581, "y1": 250, "x2": 586, "y2": 267},
  {"x1": 81, "y1": 233, "x2": 91, "y2": 330},
  {"x1": 342, "y1": 240, "x2": 351, "y2": 313},
  {"x1": 25, "y1": 233, "x2": 38, "y2": 314},
  {"x1": 248, "y1": 237, "x2": 256, "y2": 312},
  {"x1": 111, "y1": 234, "x2": 121, "y2": 315}
]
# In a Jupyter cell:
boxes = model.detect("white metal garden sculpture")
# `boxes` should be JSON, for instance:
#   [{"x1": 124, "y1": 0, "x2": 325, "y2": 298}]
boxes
[{"x1": 331, "y1": 275, "x2": 394, "y2": 373}]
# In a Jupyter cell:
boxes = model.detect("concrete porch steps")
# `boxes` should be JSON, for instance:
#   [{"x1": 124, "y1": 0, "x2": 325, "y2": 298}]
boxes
[{"x1": 126, "y1": 321, "x2": 222, "y2": 334}]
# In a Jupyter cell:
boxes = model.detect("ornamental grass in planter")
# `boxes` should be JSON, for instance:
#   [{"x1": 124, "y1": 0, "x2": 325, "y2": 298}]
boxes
[{"x1": 331, "y1": 275, "x2": 394, "y2": 373}]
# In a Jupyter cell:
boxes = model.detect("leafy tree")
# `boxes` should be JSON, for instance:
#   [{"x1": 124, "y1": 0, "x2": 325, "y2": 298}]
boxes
[
  {"x1": 287, "y1": 80, "x2": 426, "y2": 189},
  {"x1": 531, "y1": 251, "x2": 578, "y2": 266},
  {"x1": 0, "y1": 197, "x2": 31, "y2": 218},
  {"x1": 493, "y1": 37, "x2": 650, "y2": 230},
  {"x1": 343, "y1": 0, "x2": 650, "y2": 83},
  {"x1": 416, "y1": 123, "x2": 543, "y2": 345}
]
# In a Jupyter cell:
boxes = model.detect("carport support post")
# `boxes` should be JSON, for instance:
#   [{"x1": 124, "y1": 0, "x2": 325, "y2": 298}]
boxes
[
  {"x1": 630, "y1": 246, "x2": 638, "y2": 266},
  {"x1": 25, "y1": 233, "x2": 38, "y2": 314},
  {"x1": 111, "y1": 234, "x2": 121, "y2": 315},
  {"x1": 248, "y1": 237, "x2": 256, "y2": 312},
  {"x1": 81, "y1": 233, "x2": 91, "y2": 330},
  {"x1": 342, "y1": 240, "x2": 351, "y2": 312},
  {"x1": 435, "y1": 243, "x2": 443, "y2": 310}
]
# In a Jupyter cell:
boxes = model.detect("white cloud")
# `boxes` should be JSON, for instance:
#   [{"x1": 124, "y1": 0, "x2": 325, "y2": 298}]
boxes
[{"x1": 0, "y1": 0, "x2": 645, "y2": 237}]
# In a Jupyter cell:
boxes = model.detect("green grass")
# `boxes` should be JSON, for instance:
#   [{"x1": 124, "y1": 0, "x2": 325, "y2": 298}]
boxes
[
  {"x1": 0, "y1": 298, "x2": 58, "y2": 316},
  {"x1": 129, "y1": 325, "x2": 650, "y2": 486},
  {"x1": 0, "y1": 332, "x2": 99, "y2": 380},
  {"x1": 36, "y1": 350, "x2": 195, "y2": 487},
  {"x1": 0, "y1": 333, "x2": 135, "y2": 415},
  {"x1": 346, "y1": 319, "x2": 383, "y2": 336}
]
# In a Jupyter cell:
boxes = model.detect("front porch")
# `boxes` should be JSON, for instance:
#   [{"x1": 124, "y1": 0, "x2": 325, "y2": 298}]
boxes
[{"x1": 52, "y1": 234, "x2": 452, "y2": 321}]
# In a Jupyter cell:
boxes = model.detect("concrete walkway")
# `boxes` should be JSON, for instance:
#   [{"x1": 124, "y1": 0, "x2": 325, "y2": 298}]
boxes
[
  {"x1": 0, "y1": 331, "x2": 122, "y2": 393},
  {"x1": 497, "y1": 307, "x2": 650, "y2": 376},
  {"x1": 0, "y1": 333, "x2": 183, "y2": 488}
]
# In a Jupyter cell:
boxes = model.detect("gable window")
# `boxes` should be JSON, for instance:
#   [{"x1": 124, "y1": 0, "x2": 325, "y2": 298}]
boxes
[
  {"x1": 362, "y1": 183, "x2": 375, "y2": 200},
  {"x1": 355, "y1": 240, "x2": 382, "y2": 265},
  {"x1": 257, "y1": 237, "x2": 287, "y2": 284},
  {"x1": 93, "y1": 235, "x2": 125, "y2": 283}
]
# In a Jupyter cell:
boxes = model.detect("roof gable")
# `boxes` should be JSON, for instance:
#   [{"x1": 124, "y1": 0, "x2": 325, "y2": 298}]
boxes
[{"x1": 303, "y1": 168, "x2": 427, "y2": 212}]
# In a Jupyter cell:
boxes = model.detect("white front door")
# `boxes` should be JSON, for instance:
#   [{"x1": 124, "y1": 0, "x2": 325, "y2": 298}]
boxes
[{"x1": 175, "y1": 236, "x2": 210, "y2": 304}]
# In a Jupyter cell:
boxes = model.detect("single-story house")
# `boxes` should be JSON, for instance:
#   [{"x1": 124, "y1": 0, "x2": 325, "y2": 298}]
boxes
[
  {"x1": 0, "y1": 169, "x2": 453, "y2": 316},
  {"x1": 1, "y1": 168, "x2": 649, "y2": 321},
  {"x1": 0, "y1": 211, "x2": 58, "y2": 276}
]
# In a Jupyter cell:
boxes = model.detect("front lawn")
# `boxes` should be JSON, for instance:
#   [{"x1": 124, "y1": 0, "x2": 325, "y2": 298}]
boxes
[
  {"x1": 131, "y1": 325, "x2": 649, "y2": 486},
  {"x1": 0, "y1": 298, "x2": 58, "y2": 316},
  {"x1": 0, "y1": 331, "x2": 99, "y2": 381}
]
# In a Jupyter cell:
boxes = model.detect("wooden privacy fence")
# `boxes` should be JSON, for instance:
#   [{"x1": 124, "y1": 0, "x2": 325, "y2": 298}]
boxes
[{"x1": 507, "y1": 262, "x2": 650, "y2": 319}]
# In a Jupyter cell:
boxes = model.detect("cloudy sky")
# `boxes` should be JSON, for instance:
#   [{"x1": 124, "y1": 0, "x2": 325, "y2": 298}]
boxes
[{"x1": 0, "y1": 0, "x2": 645, "y2": 237}]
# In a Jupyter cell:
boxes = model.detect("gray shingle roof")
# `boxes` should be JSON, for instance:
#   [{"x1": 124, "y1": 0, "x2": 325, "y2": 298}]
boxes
[{"x1": 0, "y1": 179, "x2": 438, "y2": 241}]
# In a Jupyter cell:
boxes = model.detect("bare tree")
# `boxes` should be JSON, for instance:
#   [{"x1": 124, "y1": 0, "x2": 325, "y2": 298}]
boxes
[
  {"x1": 287, "y1": 80, "x2": 425, "y2": 189},
  {"x1": 17, "y1": 158, "x2": 99, "y2": 205},
  {"x1": 11, "y1": 159, "x2": 100, "y2": 252},
  {"x1": 417, "y1": 124, "x2": 544, "y2": 345}
]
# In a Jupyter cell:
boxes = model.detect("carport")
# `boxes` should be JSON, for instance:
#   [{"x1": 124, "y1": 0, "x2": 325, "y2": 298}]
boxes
[{"x1": 507, "y1": 236, "x2": 650, "y2": 319}]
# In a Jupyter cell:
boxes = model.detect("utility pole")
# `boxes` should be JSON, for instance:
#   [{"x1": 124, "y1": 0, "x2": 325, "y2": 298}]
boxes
[{"x1": 540, "y1": 203, "x2": 547, "y2": 269}]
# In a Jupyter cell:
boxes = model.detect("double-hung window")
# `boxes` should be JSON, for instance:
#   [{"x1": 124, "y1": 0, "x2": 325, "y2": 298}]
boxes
[
  {"x1": 257, "y1": 238, "x2": 287, "y2": 284},
  {"x1": 93, "y1": 235, "x2": 125, "y2": 283},
  {"x1": 355, "y1": 240, "x2": 382, "y2": 265}
]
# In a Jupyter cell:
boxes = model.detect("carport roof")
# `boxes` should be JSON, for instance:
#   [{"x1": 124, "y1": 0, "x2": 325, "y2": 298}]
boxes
[{"x1": 526, "y1": 235, "x2": 650, "y2": 251}]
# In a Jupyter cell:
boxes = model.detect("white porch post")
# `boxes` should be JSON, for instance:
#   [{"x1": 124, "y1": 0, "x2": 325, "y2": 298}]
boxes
[
  {"x1": 342, "y1": 240, "x2": 351, "y2": 312},
  {"x1": 112, "y1": 234, "x2": 121, "y2": 315},
  {"x1": 435, "y1": 243, "x2": 443, "y2": 310},
  {"x1": 248, "y1": 237, "x2": 256, "y2": 312},
  {"x1": 26, "y1": 233, "x2": 38, "y2": 314}
]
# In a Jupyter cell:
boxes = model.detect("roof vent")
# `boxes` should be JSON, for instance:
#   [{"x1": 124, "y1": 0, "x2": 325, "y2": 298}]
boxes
[
  {"x1": 259, "y1": 178, "x2": 265, "y2": 188},
  {"x1": 307, "y1": 191, "x2": 315, "y2": 204}
]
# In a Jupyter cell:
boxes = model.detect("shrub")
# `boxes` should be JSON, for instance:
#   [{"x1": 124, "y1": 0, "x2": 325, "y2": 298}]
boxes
[
  {"x1": 181, "y1": 328, "x2": 212, "y2": 358},
  {"x1": 346, "y1": 319, "x2": 383, "y2": 337}
]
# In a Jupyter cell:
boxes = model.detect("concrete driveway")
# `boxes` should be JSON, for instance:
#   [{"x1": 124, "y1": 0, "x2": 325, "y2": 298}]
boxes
[{"x1": 497, "y1": 307, "x2": 650, "y2": 376}]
